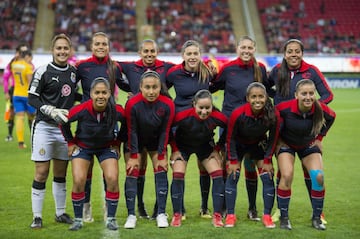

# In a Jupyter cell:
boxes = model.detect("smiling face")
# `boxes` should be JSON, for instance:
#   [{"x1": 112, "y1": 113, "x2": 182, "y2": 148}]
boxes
[
  {"x1": 246, "y1": 86, "x2": 267, "y2": 115},
  {"x1": 182, "y1": 45, "x2": 201, "y2": 72},
  {"x1": 90, "y1": 82, "x2": 111, "y2": 111},
  {"x1": 284, "y1": 41, "x2": 303, "y2": 69},
  {"x1": 52, "y1": 38, "x2": 71, "y2": 66},
  {"x1": 140, "y1": 76, "x2": 161, "y2": 102},
  {"x1": 91, "y1": 34, "x2": 109, "y2": 60},
  {"x1": 237, "y1": 38, "x2": 256, "y2": 63},
  {"x1": 139, "y1": 41, "x2": 158, "y2": 67},
  {"x1": 295, "y1": 80, "x2": 316, "y2": 112},
  {"x1": 194, "y1": 97, "x2": 213, "y2": 120}
]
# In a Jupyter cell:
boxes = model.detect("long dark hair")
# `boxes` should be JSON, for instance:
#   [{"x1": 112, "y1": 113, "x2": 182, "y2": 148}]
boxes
[
  {"x1": 246, "y1": 82, "x2": 276, "y2": 126},
  {"x1": 277, "y1": 39, "x2": 304, "y2": 98},
  {"x1": 90, "y1": 77, "x2": 117, "y2": 131},
  {"x1": 295, "y1": 79, "x2": 325, "y2": 135}
]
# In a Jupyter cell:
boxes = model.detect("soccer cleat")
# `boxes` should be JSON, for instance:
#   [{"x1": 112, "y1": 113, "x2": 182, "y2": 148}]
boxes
[
  {"x1": 262, "y1": 214, "x2": 276, "y2": 229},
  {"x1": 224, "y1": 214, "x2": 236, "y2": 228},
  {"x1": 156, "y1": 213, "x2": 169, "y2": 228},
  {"x1": 106, "y1": 217, "x2": 119, "y2": 230},
  {"x1": 247, "y1": 209, "x2": 260, "y2": 221},
  {"x1": 171, "y1": 213, "x2": 182, "y2": 227},
  {"x1": 271, "y1": 208, "x2": 280, "y2": 222},
  {"x1": 30, "y1": 217, "x2": 42, "y2": 229},
  {"x1": 18, "y1": 142, "x2": 27, "y2": 149},
  {"x1": 83, "y1": 203, "x2": 94, "y2": 223},
  {"x1": 320, "y1": 212, "x2": 327, "y2": 225},
  {"x1": 212, "y1": 212, "x2": 224, "y2": 228},
  {"x1": 69, "y1": 218, "x2": 83, "y2": 231},
  {"x1": 55, "y1": 213, "x2": 73, "y2": 224},
  {"x1": 199, "y1": 208, "x2": 212, "y2": 219},
  {"x1": 181, "y1": 213, "x2": 186, "y2": 221},
  {"x1": 280, "y1": 217, "x2": 292, "y2": 230},
  {"x1": 5, "y1": 135, "x2": 13, "y2": 142},
  {"x1": 138, "y1": 206, "x2": 150, "y2": 219},
  {"x1": 312, "y1": 217, "x2": 326, "y2": 230},
  {"x1": 124, "y1": 215, "x2": 137, "y2": 229}
]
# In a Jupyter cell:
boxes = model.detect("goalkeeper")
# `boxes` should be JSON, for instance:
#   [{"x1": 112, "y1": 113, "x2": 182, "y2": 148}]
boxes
[{"x1": 27, "y1": 33, "x2": 81, "y2": 229}]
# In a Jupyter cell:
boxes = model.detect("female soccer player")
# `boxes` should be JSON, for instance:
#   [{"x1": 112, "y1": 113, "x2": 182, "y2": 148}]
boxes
[
  {"x1": 124, "y1": 70, "x2": 175, "y2": 229},
  {"x1": 224, "y1": 82, "x2": 279, "y2": 228},
  {"x1": 61, "y1": 77, "x2": 126, "y2": 231},
  {"x1": 169, "y1": 89, "x2": 227, "y2": 228},
  {"x1": 28, "y1": 33, "x2": 77, "y2": 229},
  {"x1": 275, "y1": 79, "x2": 336, "y2": 230}
]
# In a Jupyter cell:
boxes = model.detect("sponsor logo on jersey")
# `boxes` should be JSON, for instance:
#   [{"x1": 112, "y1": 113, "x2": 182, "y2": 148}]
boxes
[{"x1": 62, "y1": 84, "x2": 72, "y2": 97}]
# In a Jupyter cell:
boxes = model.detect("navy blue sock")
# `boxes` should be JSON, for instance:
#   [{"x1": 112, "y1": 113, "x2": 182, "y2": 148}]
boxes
[
  {"x1": 260, "y1": 173, "x2": 275, "y2": 215},
  {"x1": 171, "y1": 172, "x2": 184, "y2": 214},
  {"x1": 200, "y1": 171, "x2": 210, "y2": 210},
  {"x1": 106, "y1": 191, "x2": 119, "y2": 218},
  {"x1": 137, "y1": 175, "x2": 145, "y2": 208},
  {"x1": 84, "y1": 175, "x2": 92, "y2": 204},
  {"x1": 72, "y1": 192, "x2": 85, "y2": 218},
  {"x1": 311, "y1": 190, "x2": 325, "y2": 218},
  {"x1": 155, "y1": 169, "x2": 168, "y2": 214},
  {"x1": 210, "y1": 170, "x2": 225, "y2": 214},
  {"x1": 277, "y1": 188, "x2": 291, "y2": 218},
  {"x1": 125, "y1": 173, "x2": 138, "y2": 215},
  {"x1": 225, "y1": 171, "x2": 240, "y2": 214}
]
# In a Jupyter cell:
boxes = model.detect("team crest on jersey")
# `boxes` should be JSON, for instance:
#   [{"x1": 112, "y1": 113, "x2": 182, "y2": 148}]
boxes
[
  {"x1": 62, "y1": 84, "x2": 71, "y2": 97},
  {"x1": 302, "y1": 72, "x2": 311, "y2": 79},
  {"x1": 156, "y1": 107, "x2": 165, "y2": 117},
  {"x1": 39, "y1": 148, "x2": 46, "y2": 156},
  {"x1": 70, "y1": 72, "x2": 76, "y2": 83}
]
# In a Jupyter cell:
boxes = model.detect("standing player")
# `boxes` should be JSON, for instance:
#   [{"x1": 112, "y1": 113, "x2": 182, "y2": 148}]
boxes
[
  {"x1": 124, "y1": 71, "x2": 175, "y2": 229},
  {"x1": 62, "y1": 78, "x2": 126, "y2": 231},
  {"x1": 166, "y1": 40, "x2": 216, "y2": 219},
  {"x1": 2, "y1": 43, "x2": 29, "y2": 142},
  {"x1": 11, "y1": 49, "x2": 36, "y2": 149},
  {"x1": 268, "y1": 39, "x2": 333, "y2": 224},
  {"x1": 211, "y1": 36, "x2": 270, "y2": 221},
  {"x1": 117, "y1": 39, "x2": 175, "y2": 219},
  {"x1": 275, "y1": 79, "x2": 336, "y2": 230},
  {"x1": 169, "y1": 89, "x2": 227, "y2": 228},
  {"x1": 76, "y1": 31, "x2": 130, "y2": 223},
  {"x1": 28, "y1": 33, "x2": 77, "y2": 228}
]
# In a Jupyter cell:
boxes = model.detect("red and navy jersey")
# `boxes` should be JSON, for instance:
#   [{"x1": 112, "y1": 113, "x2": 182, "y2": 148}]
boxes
[
  {"x1": 76, "y1": 55, "x2": 130, "y2": 101},
  {"x1": 170, "y1": 107, "x2": 227, "y2": 150},
  {"x1": 125, "y1": 93, "x2": 175, "y2": 159},
  {"x1": 28, "y1": 62, "x2": 77, "y2": 124},
  {"x1": 211, "y1": 58, "x2": 269, "y2": 117},
  {"x1": 226, "y1": 103, "x2": 280, "y2": 163},
  {"x1": 118, "y1": 59, "x2": 175, "y2": 94},
  {"x1": 166, "y1": 63, "x2": 214, "y2": 112},
  {"x1": 276, "y1": 99, "x2": 336, "y2": 149},
  {"x1": 61, "y1": 100, "x2": 126, "y2": 149},
  {"x1": 269, "y1": 60, "x2": 333, "y2": 105}
]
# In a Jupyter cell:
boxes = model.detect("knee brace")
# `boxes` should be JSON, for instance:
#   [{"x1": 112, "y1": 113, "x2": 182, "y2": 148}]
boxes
[{"x1": 309, "y1": 169, "x2": 324, "y2": 191}]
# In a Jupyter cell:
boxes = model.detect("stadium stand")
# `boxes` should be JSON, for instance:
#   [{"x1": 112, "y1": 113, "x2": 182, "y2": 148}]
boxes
[
  {"x1": 146, "y1": 0, "x2": 236, "y2": 53},
  {"x1": 0, "y1": 1, "x2": 38, "y2": 50},
  {"x1": 53, "y1": 0, "x2": 137, "y2": 52},
  {"x1": 257, "y1": 0, "x2": 360, "y2": 54}
]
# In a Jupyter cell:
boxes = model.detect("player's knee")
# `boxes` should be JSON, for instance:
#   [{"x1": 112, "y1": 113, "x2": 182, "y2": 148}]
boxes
[{"x1": 309, "y1": 169, "x2": 324, "y2": 191}]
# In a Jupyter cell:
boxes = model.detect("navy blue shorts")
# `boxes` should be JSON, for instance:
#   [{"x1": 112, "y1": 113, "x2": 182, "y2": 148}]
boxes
[
  {"x1": 230, "y1": 143, "x2": 265, "y2": 162},
  {"x1": 278, "y1": 144, "x2": 322, "y2": 159},
  {"x1": 177, "y1": 141, "x2": 214, "y2": 162},
  {"x1": 71, "y1": 147, "x2": 119, "y2": 163}
]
